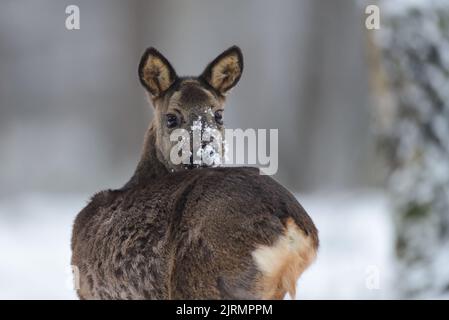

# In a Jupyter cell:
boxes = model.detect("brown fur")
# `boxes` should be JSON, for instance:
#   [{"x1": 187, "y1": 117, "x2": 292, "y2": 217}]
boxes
[
  {"x1": 71, "y1": 46, "x2": 319, "y2": 300},
  {"x1": 252, "y1": 218, "x2": 317, "y2": 299}
]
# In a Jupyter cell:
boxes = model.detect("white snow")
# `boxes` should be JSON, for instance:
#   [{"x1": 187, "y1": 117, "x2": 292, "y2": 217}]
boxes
[
  {"x1": 294, "y1": 190, "x2": 395, "y2": 299},
  {"x1": 0, "y1": 193, "x2": 86, "y2": 300},
  {"x1": 0, "y1": 189, "x2": 394, "y2": 299},
  {"x1": 191, "y1": 115, "x2": 224, "y2": 167}
]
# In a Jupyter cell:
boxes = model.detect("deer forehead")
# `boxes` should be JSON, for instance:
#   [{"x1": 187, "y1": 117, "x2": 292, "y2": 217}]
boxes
[{"x1": 168, "y1": 82, "x2": 221, "y2": 111}]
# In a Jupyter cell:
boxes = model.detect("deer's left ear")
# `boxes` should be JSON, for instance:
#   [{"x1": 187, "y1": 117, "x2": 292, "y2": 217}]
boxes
[
  {"x1": 200, "y1": 46, "x2": 243, "y2": 95},
  {"x1": 138, "y1": 47, "x2": 177, "y2": 97}
]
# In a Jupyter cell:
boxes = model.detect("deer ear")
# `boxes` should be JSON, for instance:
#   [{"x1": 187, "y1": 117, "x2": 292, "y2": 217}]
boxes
[
  {"x1": 200, "y1": 46, "x2": 243, "y2": 95},
  {"x1": 138, "y1": 47, "x2": 177, "y2": 97}
]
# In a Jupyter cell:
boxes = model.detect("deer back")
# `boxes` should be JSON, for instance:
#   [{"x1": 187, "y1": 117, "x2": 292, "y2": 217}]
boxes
[{"x1": 71, "y1": 167, "x2": 318, "y2": 299}]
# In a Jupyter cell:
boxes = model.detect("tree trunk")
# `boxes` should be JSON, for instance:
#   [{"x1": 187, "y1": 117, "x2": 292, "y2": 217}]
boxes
[{"x1": 370, "y1": 1, "x2": 449, "y2": 297}]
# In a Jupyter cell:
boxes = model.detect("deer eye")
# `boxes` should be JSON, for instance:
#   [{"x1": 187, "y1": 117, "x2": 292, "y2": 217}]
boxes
[
  {"x1": 166, "y1": 114, "x2": 179, "y2": 128},
  {"x1": 214, "y1": 110, "x2": 223, "y2": 125}
]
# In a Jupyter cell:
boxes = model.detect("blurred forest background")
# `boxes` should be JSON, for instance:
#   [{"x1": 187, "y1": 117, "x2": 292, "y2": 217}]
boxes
[
  {"x1": 0, "y1": 0, "x2": 376, "y2": 195},
  {"x1": 0, "y1": 0, "x2": 448, "y2": 299}
]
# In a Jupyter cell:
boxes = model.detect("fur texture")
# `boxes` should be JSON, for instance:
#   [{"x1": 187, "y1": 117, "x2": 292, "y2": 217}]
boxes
[
  {"x1": 72, "y1": 167, "x2": 318, "y2": 299},
  {"x1": 71, "y1": 46, "x2": 318, "y2": 300}
]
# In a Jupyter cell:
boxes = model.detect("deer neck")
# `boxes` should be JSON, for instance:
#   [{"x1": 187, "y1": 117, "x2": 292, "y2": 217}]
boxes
[{"x1": 123, "y1": 121, "x2": 169, "y2": 188}]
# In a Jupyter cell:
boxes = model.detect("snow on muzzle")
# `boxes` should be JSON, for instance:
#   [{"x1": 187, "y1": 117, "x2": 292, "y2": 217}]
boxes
[{"x1": 169, "y1": 116, "x2": 223, "y2": 168}]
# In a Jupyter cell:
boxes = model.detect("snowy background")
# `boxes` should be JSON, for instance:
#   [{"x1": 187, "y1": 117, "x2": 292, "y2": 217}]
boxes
[
  {"x1": 0, "y1": 191, "x2": 394, "y2": 300},
  {"x1": 1, "y1": 0, "x2": 448, "y2": 299}
]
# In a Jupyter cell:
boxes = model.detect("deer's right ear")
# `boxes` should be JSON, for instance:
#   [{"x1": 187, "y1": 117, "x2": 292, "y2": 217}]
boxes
[{"x1": 138, "y1": 47, "x2": 177, "y2": 98}]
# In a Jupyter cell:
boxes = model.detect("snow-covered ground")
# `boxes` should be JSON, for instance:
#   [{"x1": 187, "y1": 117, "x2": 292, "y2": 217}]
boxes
[
  {"x1": 0, "y1": 190, "x2": 395, "y2": 299},
  {"x1": 296, "y1": 190, "x2": 395, "y2": 299}
]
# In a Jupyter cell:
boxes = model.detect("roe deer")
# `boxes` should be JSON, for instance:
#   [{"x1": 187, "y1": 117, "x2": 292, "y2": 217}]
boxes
[{"x1": 71, "y1": 46, "x2": 318, "y2": 299}]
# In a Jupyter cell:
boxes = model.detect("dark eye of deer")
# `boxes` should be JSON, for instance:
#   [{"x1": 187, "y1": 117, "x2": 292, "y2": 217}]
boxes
[
  {"x1": 166, "y1": 114, "x2": 179, "y2": 128},
  {"x1": 214, "y1": 110, "x2": 223, "y2": 125}
]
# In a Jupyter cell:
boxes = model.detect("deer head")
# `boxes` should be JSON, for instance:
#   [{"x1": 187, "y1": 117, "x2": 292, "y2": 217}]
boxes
[{"x1": 137, "y1": 46, "x2": 243, "y2": 174}]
